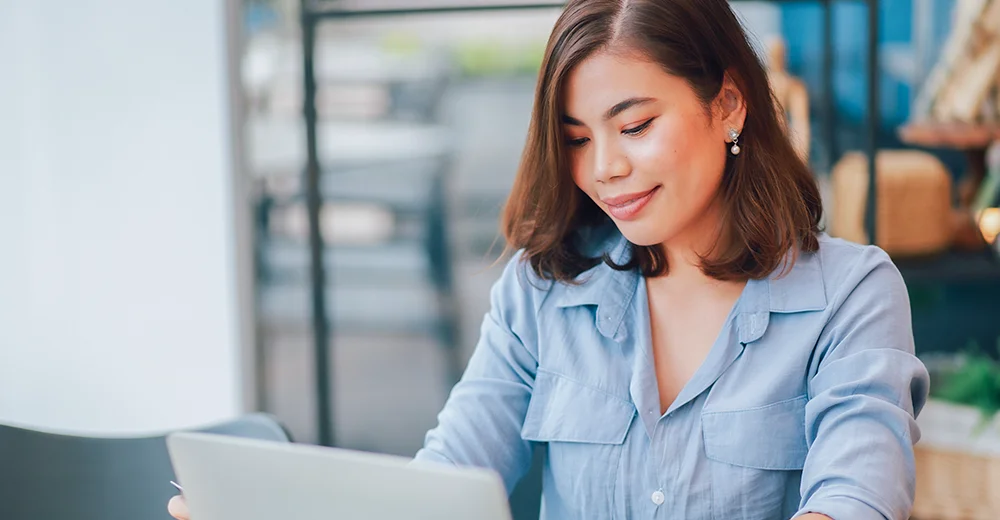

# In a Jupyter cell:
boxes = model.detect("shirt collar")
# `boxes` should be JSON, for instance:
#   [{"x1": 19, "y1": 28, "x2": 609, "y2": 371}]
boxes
[
  {"x1": 737, "y1": 246, "x2": 827, "y2": 344},
  {"x1": 554, "y1": 228, "x2": 827, "y2": 344},
  {"x1": 553, "y1": 231, "x2": 639, "y2": 341}
]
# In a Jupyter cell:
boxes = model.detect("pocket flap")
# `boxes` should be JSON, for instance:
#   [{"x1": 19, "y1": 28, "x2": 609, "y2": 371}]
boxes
[
  {"x1": 521, "y1": 370, "x2": 634, "y2": 445},
  {"x1": 702, "y1": 395, "x2": 808, "y2": 470}
]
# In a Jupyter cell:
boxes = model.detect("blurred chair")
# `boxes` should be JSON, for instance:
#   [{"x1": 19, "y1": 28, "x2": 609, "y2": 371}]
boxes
[
  {"x1": 247, "y1": 38, "x2": 464, "y2": 457},
  {"x1": 0, "y1": 413, "x2": 291, "y2": 520},
  {"x1": 250, "y1": 116, "x2": 464, "y2": 384}
]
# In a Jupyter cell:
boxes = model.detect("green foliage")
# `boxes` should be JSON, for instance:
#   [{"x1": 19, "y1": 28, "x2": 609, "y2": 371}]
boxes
[
  {"x1": 453, "y1": 41, "x2": 547, "y2": 78},
  {"x1": 934, "y1": 338, "x2": 1000, "y2": 423}
]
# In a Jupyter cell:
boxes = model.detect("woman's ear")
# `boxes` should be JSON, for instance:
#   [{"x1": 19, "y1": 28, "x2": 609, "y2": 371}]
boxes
[{"x1": 716, "y1": 71, "x2": 747, "y2": 137}]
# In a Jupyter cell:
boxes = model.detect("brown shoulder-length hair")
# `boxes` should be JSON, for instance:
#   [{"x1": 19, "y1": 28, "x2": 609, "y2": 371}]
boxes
[{"x1": 501, "y1": 0, "x2": 822, "y2": 283}]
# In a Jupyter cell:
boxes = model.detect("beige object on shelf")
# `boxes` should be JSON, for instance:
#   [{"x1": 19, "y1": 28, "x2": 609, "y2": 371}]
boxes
[
  {"x1": 829, "y1": 150, "x2": 953, "y2": 256},
  {"x1": 766, "y1": 36, "x2": 810, "y2": 162},
  {"x1": 914, "y1": 0, "x2": 1000, "y2": 123},
  {"x1": 913, "y1": 446, "x2": 1000, "y2": 520},
  {"x1": 912, "y1": 400, "x2": 1000, "y2": 520}
]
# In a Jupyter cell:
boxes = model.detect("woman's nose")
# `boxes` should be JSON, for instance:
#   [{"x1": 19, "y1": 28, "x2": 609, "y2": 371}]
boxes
[{"x1": 594, "y1": 143, "x2": 631, "y2": 183}]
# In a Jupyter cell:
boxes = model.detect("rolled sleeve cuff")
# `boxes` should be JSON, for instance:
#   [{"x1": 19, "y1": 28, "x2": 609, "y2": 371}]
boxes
[
  {"x1": 412, "y1": 448, "x2": 456, "y2": 466},
  {"x1": 796, "y1": 492, "x2": 891, "y2": 520}
]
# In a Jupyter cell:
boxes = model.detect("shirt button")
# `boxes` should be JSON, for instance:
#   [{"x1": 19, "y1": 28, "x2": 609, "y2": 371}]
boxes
[{"x1": 651, "y1": 490, "x2": 665, "y2": 505}]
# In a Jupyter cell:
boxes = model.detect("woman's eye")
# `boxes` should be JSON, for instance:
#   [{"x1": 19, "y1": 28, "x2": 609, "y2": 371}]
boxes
[
  {"x1": 567, "y1": 137, "x2": 590, "y2": 148},
  {"x1": 622, "y1": 118, "x2": 654, "y2": 136}
]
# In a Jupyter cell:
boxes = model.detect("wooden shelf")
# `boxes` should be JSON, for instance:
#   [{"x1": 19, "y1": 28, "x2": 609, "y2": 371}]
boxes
[
  {"x1": 897, "y1": 122, "x2": 998, "y2": 208},
  {"x1": 896, "y1": 248, "x2": 1000, "y2": 284},
  {"x1": 898, "y1": 122, "x2": 1000, "y2": 150}
]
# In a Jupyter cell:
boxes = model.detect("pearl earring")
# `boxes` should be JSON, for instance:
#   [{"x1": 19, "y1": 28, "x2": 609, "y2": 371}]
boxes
[{"x1": 728, "y1": 128, "x2": 741, "y2": 156}]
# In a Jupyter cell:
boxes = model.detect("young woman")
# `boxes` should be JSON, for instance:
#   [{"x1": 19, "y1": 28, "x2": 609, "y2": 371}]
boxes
[{"x1": 171, "y1": 0, "x2": 928, "y2": 518}]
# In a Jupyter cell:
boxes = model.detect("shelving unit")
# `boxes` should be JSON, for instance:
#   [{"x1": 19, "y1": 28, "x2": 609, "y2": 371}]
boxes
[
  {"x1": 295, "y1": 0, "x2": 880, "y2": 448},
  {"x1": 895, "y1": 249, "x2": 1000, "y2": 284},
  {"x1": 893, "y1": 123, "x2": 1000, "y2": 283}
]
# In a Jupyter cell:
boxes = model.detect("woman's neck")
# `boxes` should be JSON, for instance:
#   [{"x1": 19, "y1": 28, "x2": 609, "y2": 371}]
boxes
[
  {"x1": 651, "y1": 208, "x2": 741, "y2": 294},
  {"x1": 647, "y1": 246, "x2": 746, "y2": 305}
]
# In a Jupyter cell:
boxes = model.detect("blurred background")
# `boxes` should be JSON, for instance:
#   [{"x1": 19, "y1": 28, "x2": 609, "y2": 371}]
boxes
[{"x1": 2, "y1": 1, "x2": 1000, "y2": 519}]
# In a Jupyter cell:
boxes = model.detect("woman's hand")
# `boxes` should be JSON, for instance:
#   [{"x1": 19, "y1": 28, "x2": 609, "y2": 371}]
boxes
[{"x1": 167, "y1": 495, "x2": 190, "y2": 520}]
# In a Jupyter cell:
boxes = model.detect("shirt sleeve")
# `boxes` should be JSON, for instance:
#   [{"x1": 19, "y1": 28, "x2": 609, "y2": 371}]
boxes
[
  {"x1": 412, "y1": 253, "x2": 541, "y2": 494},
  {"x1": 795, "y1": 247, "x2": 930, "y2": 520}
]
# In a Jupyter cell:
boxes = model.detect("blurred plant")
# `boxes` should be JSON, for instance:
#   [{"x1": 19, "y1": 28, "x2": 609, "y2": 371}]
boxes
[
  {"x1": 933, "y1": 337, "x2": 1000, "y2": 425},
  {"x1": 452, "y1": 40, "x2": 547, "y2": 78},
  {"x1": 381, "y1": 33, "x2": 425, "y2": 58}
]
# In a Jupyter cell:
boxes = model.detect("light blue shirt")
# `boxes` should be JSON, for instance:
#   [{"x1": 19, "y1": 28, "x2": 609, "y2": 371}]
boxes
[{"x1": 415, "y1": 226, "x2": 929, "y2": 520}]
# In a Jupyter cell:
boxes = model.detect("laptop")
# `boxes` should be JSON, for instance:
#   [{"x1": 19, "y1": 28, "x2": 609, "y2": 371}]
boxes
[{"x1": 166, "y1": 431, "x2": 513, "y2": 520}]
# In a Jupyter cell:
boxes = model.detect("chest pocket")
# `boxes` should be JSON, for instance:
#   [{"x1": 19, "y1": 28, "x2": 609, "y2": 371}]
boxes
[
  {"x1": 521, "y1": 369, "x2": 635, "y2": 517},
  {"x1": 702, "y1": 395, "x2": 809, "y2": 520}
]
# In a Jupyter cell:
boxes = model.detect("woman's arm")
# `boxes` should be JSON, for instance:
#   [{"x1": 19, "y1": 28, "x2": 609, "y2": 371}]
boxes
[
  {"x1": 794, "y1": 247, "x2": 930, "y2": 520},
  {"x1": 413, "y1": 255, "x2": 541, "y2": 494}
]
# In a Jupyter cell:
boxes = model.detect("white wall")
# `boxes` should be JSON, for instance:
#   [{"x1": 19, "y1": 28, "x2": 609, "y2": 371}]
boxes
[{"x1": 0, "y1": 0, "x2": 246, "y2": 435}]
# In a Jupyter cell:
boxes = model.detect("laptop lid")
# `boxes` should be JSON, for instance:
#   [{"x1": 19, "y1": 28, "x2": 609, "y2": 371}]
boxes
[{"x1": 166, "y1": 431, "x2": 513, "y2": 520}]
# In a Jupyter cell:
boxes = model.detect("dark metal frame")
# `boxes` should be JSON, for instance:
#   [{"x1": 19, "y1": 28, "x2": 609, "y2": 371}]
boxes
[{"x1": 298, "y1": 0, "x2": 880, "y2": 447}]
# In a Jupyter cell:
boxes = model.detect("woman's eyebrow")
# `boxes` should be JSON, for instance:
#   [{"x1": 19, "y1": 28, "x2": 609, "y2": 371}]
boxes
[
  {"x1": 603, "y1": 97, "x2": 655, "y2": 120},
  {"x1": 561, "y1": 97, "x2": 656, "y2": 126}
]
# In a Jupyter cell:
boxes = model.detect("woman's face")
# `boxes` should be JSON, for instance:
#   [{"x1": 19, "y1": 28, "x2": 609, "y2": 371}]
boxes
[{"x1": 562, "y1": 50, "x2": 744, "y2": 252}]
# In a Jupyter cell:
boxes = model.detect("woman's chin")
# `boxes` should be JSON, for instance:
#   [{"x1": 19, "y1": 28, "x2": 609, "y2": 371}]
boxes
[{"x1": 613, "y1": 221, "x2": 671, "y2": 248}]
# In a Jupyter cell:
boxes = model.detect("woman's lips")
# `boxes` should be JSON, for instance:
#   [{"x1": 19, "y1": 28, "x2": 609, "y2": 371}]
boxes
[{"x1": 601, "y1": 187, "x2": 660, "y2": 221}]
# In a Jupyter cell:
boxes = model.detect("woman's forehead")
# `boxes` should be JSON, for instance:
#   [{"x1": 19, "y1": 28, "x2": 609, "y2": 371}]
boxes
[{"x1": 561, "y1": 53, "x2": 689, "y2": 115}]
